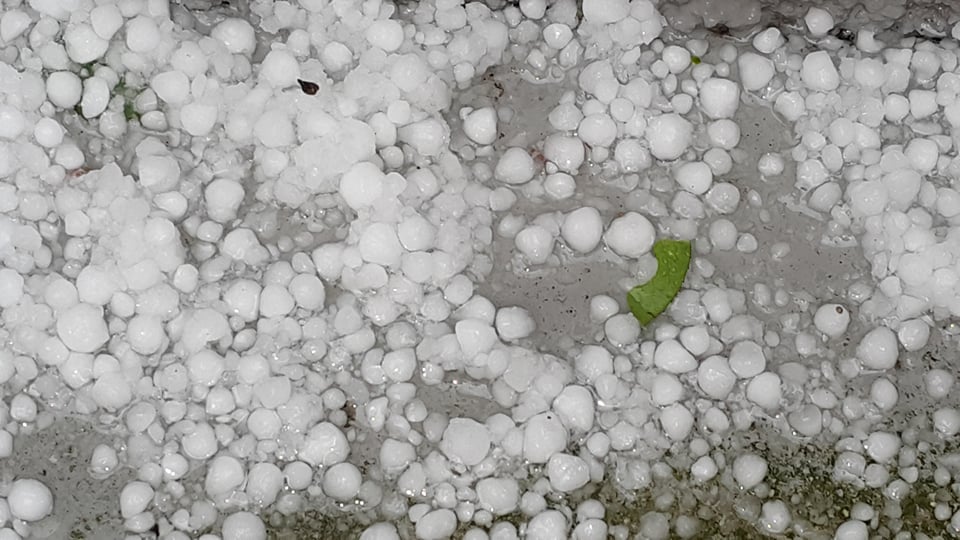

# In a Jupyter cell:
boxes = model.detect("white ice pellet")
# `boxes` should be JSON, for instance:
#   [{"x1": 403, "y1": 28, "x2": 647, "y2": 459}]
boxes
[
  {"x1": 674, "y1": 161, "x2": 713, "y2": 195},
  {"x1": 0, "y1": 10, "x2": 31, "y2": 42},
  {"x1": 47, "y1": 71, "x2": 83, "y2": 109},
  {"x1": 654, "y1": 339, "x2": 697, "y2": 373},
  {"x1": 120, "y1": 481, "x2": 154, "y2": 519},
  {"x1": 578, "y1": 113, "x2": 617, "y2": 147},
  {"x1": 834, "y1": 520, "x2": 868, "y2": 540},
  {"x1": 547, "y1": 453, "x2": 590, "y2": 492},
  {"x1": 181, "y1": 103, "x2": 219, "y2": 137},
  {"x1": 340, "y1": 161, "x2": 385, "y2": 210},
  {"x1": 125, "y1": 16, "x2": 159, "y2": 53},
  {"x1": 728, "y1": 340, "x2": 765, "y2": 378},
  {"x1": 699, "y1": 79, "x2": 739, "y2": 119},
  {"x1": 925, "y1": 369, "x2": 954, "y2": 400},
  {"x1": 856, "y1": 327, "x2": 898, "y2": 370},
  {"x1": 495, "y1": 147, "x2": 536, "y2": 185},
  {"x1": 495, "y1": 307, "x2": 535, "y2": 341},
  {"x1": 801, "y1": 51, "x2": 840, "y2": 92},
  {"x1": 64, "y1": 24, "x2": 109, "y2": 64},
  {"x1": 463, "y1": 107, "x2": 498, "y2": 145},
  {"x1": 697, "y1": 355, "x2": 736, "y2": 399},
  {"x1": 57, "y1": 303, "x2": 109, "y2": 353},
  {"x1": 222, "y1": 512, "x2": 267, "y2": 540},
  {"x1": 323, "y1": 462, "x2": 362, "y2": 501},
  {"x1": 804, "y1": 7, "x2": 834, "y2": 37},
  {"x1": 366, "y1": 19, "x2": 404, "y2": 52},
  {"x1": 813, "y1": 304, "x2": 850, "y2": 338},
  {"x1": 660, "y1": 403, "x2": 694, "y2": 440},
  {"x1": 359, "y1": 223, "x2": 402, "y2": 267},
  {"x1": 732, "y1": 453, "x2": 768, "y2": 490},
  {"x1": 561, "y1": 207, "x2": 603, "y2": 253},
  {"x1": 8, "y1": 479, "x2": 54, "y2": 521},
  {"x1": 605, "y1": 314, "x2": 640, "y2": 347},
  {"x1": 650, "y1": 373, "x2": 683, "y2": 406},
  {"x1": 523, "y1": 413, "x2": 566, "y2": 463},
  {"x1": 80, "y1": 76, "x2": 110, "y2": 118},
  {"x1": 752, "y1": 27, "x2": 783, "y2": 54},
  {"x1": 552, "y1": 385, "x2": 595, "y2": 432},
  {"x1": 299, "y1": 422, "x2": 350, "y2": 467},
  {"x1": 515, "y1": 225, "x2": 554, "y2": 264},
  {"x1": 603, "y1": 212, "x2": 655, "y2": 258},
  {"x1": 456, "y1": 318, "x2": 498, "y2": 359},
  {"x1": 738, "y1": 52, "x2": 775, "y2": 91},
  {"x1": 646, "y1": 114, "x2": 692, "y2": 161},
  {"x1": 526, "y1": 511, "x2": 568, "y2": 540},
  {"x1": 90, "y1": 5, "x2": 123, "y2": 40},
  {"x1": 259, "y1": 50, "x2": 301, "y2": 89},
  {"x1": 864, "y1": 431, "x2": 900, "y2": 464},
  {"x1": 211, "y1": 18, "x2": 256, "y2": 55},
  {"x1": 746, "y1": 372, "x2": 781, "y2": 409}
]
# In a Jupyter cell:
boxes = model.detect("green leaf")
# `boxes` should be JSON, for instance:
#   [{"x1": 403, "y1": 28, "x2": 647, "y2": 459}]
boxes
[
  {"x1": 691, "y1": 55, "x2": 701, "y2": 64},
  {"x1": 627, "y1": 239, "x2": 692, "y2": 326}
]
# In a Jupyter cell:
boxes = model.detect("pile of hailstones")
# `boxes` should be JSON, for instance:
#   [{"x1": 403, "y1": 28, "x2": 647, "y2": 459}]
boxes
[{"x1": 0, "y1": 0, "x2": 958, "y2": 538}]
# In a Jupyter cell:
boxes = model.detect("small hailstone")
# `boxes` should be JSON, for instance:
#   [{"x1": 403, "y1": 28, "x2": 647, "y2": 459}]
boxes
[
  {"x1": 924, "y1": 369, "x2": 954, "y2": 400},
  {"x1": 674, "y1": 161, "x2": 713, "y2": 195},
  {"x1": 90, "y1": 444, "x2": 119, "y2": 477},
  {"x1": 752, "y1": 27, "x2": 783, "y2": 54},
  {"x1": 8, "y1": 479, "x2": 54, "y2": 521},
  {"x1": 655, "y1": 339, "x2": 697, "y2": 374},
  {"x1": 728, "y1": 340, "x2": 765, "y2": 378},
  {"x1": 738, "y1": 52, "x2": 775, "y2": 91},
  {"x1": 90, "y1": 5, "x2": 123, "y2": 39},
  {"x1": 589, "y1": 295, "x2": 620, "y2": 324},
  {"x1": 801, "y1": 51, "x2": 840, "y2": 92},
  {"x1": 339, "y1": 161, "x2": 385, "y2": 210},
  {"x1": 552, "y1": 385, "x2": 595, "y2": 432},
  {"x1": 523, "y1": 413, "x2": 566, "y2": 463},
  {"x1": 125, "y1": 16, "x2": 160, "y2": 53},
  {"x1": 495, "y1": 147, "x2": 536, "y2": 185},
  {"x1": 120, "y1": 481, "x2": 154, "y2": 519},
  {"x1": 323, "y1": 462, "x2": 362, "y2": 501},
  {"x1": 864, "y1": 431, "x2": 900, "y2": 464},
  {"x1": 366, "y1": 19, "x2": 405, "y2": 53},
  {"x1": 604, "y1": 314, "x2": 640, "y2": 347},
  {"x1": 834, "y1": 520, "x2": 868, "y2": 540},
  {"x1": 222, "y1": 512, "x2": 267, "y2": 540},
  {"x1": 804, "y1": 7, "x2": 834, "y2": 36},
  {"x1": 57, "y1": 303, "x2": 109, "y2": 353},
  {"x1": 699, "y1": 79, "x2": 740, "y2": 119},
  {"x1": 526, "y1": 510, "x2": 569, "y2": 540},
  {"x1": 759, "y1": 500, "x2": 791, "y2": 534},
  {"x1": 788, "y1": 404, "x2": 822, "y2": 437},
  {"x1": 259, "y1": 50, "x2": 301, "y2": 89},
  {"x1": 561, "y1": 207, "x2": 603, "y2": 253},
  {"x1": 515, "y1": 225, "x2": 554, "y2": 264},
  {"x1": 646, "y1": 113, "x2": 692, "y2": 161},
  {"x1": 463, "y1": 107, "x2": 498, "y2": 145},
  {"x1": 547, "y1": 453, "x2": 590, "y2": 492},
  {"x1": 47, "y1": 71, "x2": 83, "y2": 109},
  {"x1": 0, "y1": 10, "x2": 31, "y2": 42},
  {"x1": 732, "y1": 453, "x2": 768, "y2": 489},
  {"x1": 440, "y1": 418, "x2": 490, "y2": 466},
  {"x1": 856, "y1": 327, "x2": 898, "y2": 370},
  {"x1": 933, "y1": 408, "x2": 960, "y2": 437},
  {"x1": 495, "y1": 307, "x2": 536, "y2": 341},
  {"x1": 211, "y1": 18, "x2": 257, "y2": 55},
  {"x1": 691, "y1": 456, "x2": 718, "y2": 482},
  {"x1": 660, "y1": 403, "x2": 694, "y2": 440},
  {"x1": 746, "y1": 372, "x2": 781, "y2": 409},
  {"x1": 360, "y1": 523, "x2": 402, "y2": 540},
  {"x1": 603, "y1": 212, "x2": 655, "y2": 258},
  {"x1": 813, "y1": 304, "x2": 850, "y2": 338},
  {"x1": 64, "y1": 24, "x2": 109, "y2": 64}
]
